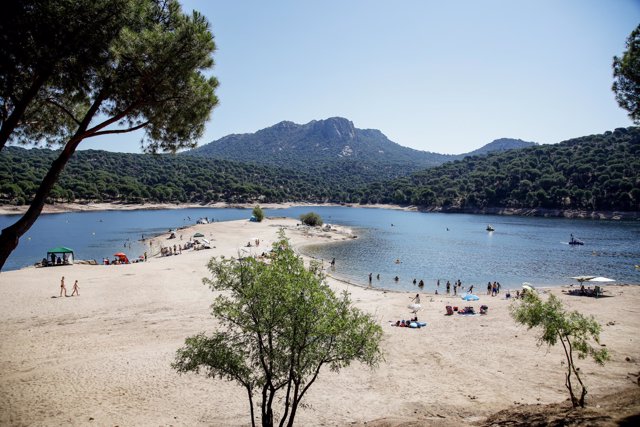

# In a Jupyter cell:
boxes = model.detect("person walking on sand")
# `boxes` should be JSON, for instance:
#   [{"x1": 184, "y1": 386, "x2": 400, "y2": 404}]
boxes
[
  {"x1": 59, "y1": 276, "x2": 68, "y2": 297},
  {"x1": 71, "y1": 280, "x2": 79, "y2": 296}
]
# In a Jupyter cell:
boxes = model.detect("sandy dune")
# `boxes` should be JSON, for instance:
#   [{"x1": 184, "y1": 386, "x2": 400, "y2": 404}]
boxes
[{"x1": 0, "y1": 217, "x2": 638, "y2": 426}]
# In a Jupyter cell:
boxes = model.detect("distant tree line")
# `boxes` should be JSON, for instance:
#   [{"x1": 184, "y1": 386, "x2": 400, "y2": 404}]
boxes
[
  {"x1": 0, "y1": 147, "x2": 342, "y2": 205},
  {"x1": 1, "y1": 127, "x2": 639, "y2": 212},
  {"x1": 359, "y1": 127, "x2": 640, "y2": 212}
]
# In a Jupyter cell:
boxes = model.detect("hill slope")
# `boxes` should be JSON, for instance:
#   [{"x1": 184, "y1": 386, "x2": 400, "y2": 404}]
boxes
[
  {"x1": 364, "y1": 127, "x2": 640, "y2": 212},
  {"x1": 185, "y1": 117, "x2": 535, "y2": 181}
]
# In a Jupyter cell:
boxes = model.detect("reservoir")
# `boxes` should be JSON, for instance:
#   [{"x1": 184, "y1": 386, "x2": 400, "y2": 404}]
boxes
[{"x1": 1, "y1": 206, "x2": 639, "y2": 291}]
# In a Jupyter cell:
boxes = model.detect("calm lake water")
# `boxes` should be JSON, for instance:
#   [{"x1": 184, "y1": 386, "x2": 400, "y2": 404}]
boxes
[{"x1": 1, "y1": 206, "x2": 639, "y2": 292}]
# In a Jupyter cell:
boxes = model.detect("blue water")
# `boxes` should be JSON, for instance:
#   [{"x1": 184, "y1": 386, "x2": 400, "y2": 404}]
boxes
[{"x1": 1, "y1": 206, "x2": 639, "y2": 292}]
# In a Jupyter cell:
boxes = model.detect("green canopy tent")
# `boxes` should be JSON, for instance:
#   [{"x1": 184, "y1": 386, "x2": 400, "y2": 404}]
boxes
[{"x1": 46, "y1": 247, "x2": 74, "y2": 266}]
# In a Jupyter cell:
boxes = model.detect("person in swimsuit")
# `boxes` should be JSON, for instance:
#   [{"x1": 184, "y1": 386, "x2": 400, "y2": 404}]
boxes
[
  {"x1": 71, "y1": 280, "x2": 79, "y2": 296},
  {"x1": 60, "y1": 276, "x2": 68, "y2": 297}
]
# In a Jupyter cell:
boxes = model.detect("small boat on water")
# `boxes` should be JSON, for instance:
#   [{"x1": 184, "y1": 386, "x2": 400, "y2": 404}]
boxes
[
  {"x1": 569, "y1": 234, "x2": 584, "y2": 245},
  {"x1": 486, "y1": 225, "x2": 495, "y2": 232}
]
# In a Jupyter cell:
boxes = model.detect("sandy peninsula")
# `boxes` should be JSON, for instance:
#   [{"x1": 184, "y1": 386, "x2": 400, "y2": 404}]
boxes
[{"x1": 0, "y1": 217, "x2": 638, "y2": 426}]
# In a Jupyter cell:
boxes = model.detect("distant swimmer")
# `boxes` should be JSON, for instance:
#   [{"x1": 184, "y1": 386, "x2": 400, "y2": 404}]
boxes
[
  {"x1": 395, "y1": 259, "x2": 401, "y2": 264},
  {"x1": 394, "y1": 276, "x2": 399, "y2": 282}
]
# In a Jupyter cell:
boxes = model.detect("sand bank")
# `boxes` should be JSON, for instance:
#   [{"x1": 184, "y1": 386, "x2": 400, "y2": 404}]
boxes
[{"x1": 0, "y1": 217, "x2": 638, "y2": 426}]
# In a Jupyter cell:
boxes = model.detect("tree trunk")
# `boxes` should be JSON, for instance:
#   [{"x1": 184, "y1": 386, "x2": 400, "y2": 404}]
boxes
[
  {"x1": 565, "y1": 371, "x2": 578, "y2": 407},
  {"x1": 246, "y1": 387, "x2": 256, "y2": 427}
]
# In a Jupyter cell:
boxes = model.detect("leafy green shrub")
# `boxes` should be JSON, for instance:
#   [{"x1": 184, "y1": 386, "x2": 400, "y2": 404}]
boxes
[
  {"x1": 300, "y1": 212, "x2": 323, "y2": 226},
  {"x1": 252, "y1": 205, "x2": 264, "y2": 222}
]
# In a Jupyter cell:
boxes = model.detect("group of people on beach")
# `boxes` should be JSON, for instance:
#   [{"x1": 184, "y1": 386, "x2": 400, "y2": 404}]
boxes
[
  {"x1": 59, "y1": 276, "x2": 79, "y2": 297},
  {"x1": 363, "y1": 274, "x2": 511, "y2": 300},
  {"x1": 161, "y1": 244, "x2": 182, "y2": 256},
  {"x1": 487, "y1": 281, "x2": 502, "y2": 296},
  {"x1": 43, "y1": 252, "x2": 72, "y2": 267}
]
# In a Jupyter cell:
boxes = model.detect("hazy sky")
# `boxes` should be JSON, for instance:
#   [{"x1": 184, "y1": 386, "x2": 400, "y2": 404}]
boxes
[{"x1": 80, "y1": 0, "x2": 640, "y2": 154}]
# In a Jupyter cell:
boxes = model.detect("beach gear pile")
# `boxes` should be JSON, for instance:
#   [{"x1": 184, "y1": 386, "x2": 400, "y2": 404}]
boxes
[
  {"x1": 393, "y1": 319, "x2": 427, "y2": 328},
  {"x1": 445, "y1": 305, "x2": 489, "y2": 315}
]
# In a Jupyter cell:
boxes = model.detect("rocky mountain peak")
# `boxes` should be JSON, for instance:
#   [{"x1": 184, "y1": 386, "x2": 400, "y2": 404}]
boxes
[{"x1": 310, "y1": 117, "x2": 356, "y2": 141}]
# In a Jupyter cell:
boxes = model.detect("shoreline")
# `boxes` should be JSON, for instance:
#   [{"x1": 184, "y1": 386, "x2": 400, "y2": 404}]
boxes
[
  {"x1": 0, "y1": 201, "x2": 415, "y2": 216},
  {"x1": 0, "y1": 217, "x2": 639, "y2": 425},
  {"x1": 1, "y1": 201, "x2": 637, "y2": 221}
]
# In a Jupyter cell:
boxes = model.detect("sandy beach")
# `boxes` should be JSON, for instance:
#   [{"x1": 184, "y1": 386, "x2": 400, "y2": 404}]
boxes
[{"x1": 0, "y1": 217, "x2": 638, "y2": 426}]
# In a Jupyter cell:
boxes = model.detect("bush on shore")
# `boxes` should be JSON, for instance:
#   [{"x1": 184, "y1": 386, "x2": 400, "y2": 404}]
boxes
[{"x1": 300, "y1": 212, "x2": 323, "y2": 227}]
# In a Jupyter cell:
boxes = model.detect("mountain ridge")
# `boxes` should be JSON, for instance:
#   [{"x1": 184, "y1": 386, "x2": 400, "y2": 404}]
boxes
[{"x1": 185, "y1": 117, "x2": 537, "y2": 180}]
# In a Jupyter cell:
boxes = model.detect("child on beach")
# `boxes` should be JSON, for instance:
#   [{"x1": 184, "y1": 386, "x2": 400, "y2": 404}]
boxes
[
  {"x1": 71, "y1": 280, "x2": 79, "y2": 296},
  {"x1": 59, "y1": 276, "x2": 68, "y2": 297}
]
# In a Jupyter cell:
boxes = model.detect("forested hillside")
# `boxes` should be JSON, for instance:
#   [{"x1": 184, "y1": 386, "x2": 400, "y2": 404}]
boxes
[
  {"x1": 0, "y1": 148, "x2": 338, "y2": 204},
  {"x1": 186, "y1": 117, "x2": 536, "y2": 181},
  {"x1": 361, "y1": 127, "x2": 640, "y2": 212},
  {"x1": 1, "y1": 127, "x2": 638, "y2": 213}
]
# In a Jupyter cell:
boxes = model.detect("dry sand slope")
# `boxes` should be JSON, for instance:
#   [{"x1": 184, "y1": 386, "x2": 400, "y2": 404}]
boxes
[{"x1": 0, "y1": 217, "x2": 638, "y2": 426}]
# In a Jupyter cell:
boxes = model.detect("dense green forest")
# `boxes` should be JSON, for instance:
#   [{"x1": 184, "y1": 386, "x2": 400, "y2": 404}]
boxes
[
  {"x1": 0, "y1": 148, "x2": 342, "y2": 204},
  {"x1": 1, "y1": 127, "x2": 639, "y2": 212},
  {"x1": 360, "y1": 127, "x2": 640, "y2": 211}
]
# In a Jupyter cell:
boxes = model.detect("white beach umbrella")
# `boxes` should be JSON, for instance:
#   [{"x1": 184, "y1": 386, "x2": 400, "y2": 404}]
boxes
[
  {"x1": 522, "y1": 282, "x2": 536, "y2": 292},
  {"x1": 571, "y1": 275, "x2": 596, "y2": 284},
  {"x1": 587, "y1": 277, "x2": 615, "y2": 283}
]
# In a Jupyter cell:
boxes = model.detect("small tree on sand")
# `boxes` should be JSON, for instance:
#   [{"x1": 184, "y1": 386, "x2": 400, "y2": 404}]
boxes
[
  {"x1": 172, "y1": 232, "x2": 383, "y2": 427},
  {"x1": 510, "y1": 292, "x2": 609, "y2": 408},
  {"x1": 252, "y1": 205, "x2": 265, "y2": 222},
  {"x1": 300, "y1": 212, "x2": 323, "y2": 227}
]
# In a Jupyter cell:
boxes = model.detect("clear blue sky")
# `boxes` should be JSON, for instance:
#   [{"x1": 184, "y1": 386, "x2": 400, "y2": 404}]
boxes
[{"x1": 81, "y1": 0, "x2": 640, "y2": 154}]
